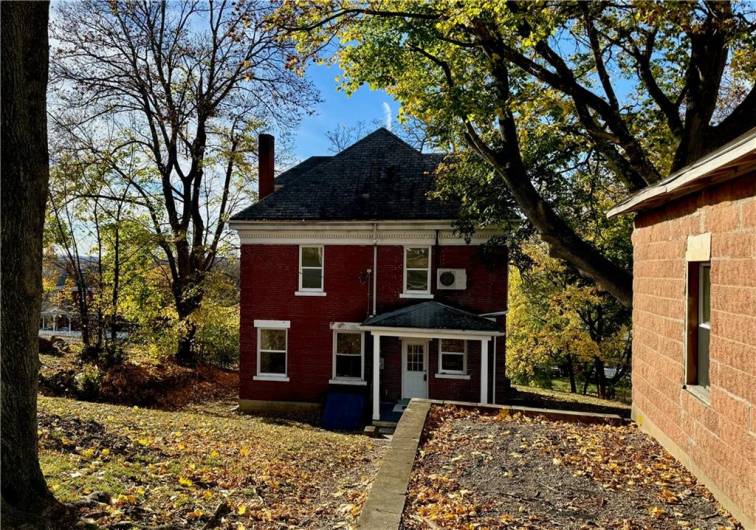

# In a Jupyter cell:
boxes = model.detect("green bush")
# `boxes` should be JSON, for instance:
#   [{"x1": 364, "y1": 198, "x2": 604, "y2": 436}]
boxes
[{"x1": 74, "y1": 364, "x2": 101, "y2": 400}]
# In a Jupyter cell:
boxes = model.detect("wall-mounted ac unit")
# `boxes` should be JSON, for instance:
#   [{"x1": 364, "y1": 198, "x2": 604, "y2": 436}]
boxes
[{"x1": 437, "y1": 268, "x2": 467, "y2": 290}]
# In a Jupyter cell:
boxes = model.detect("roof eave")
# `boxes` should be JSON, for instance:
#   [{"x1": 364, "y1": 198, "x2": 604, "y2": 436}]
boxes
[
  {"x1": 359, "y1": 325, "x2": 503, "y2": 338},
  {"x1": 607, "y1": 128, "x2": 756, "y2": 218}
]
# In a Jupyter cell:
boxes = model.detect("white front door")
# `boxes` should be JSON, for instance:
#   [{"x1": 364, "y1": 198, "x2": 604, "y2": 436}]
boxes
[{"x1": 402, "y1": 339, "x2": 428, "y2": 399}]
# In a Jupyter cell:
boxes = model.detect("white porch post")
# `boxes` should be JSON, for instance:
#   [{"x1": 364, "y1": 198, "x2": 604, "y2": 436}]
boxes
[
  {"x1": 480, "y1": 338, "x2": 489, "y2": 404},
  {"x1": 372, "y1": 334, "x2": 381, "y2": 421}
]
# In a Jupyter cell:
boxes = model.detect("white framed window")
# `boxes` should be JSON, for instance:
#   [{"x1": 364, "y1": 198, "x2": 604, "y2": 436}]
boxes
[
  {"x1": 331, "y1": 331, "x2": 365, "y2": 384},
  {"x1": 403, "y1": 246, "x2": 431, "y2": 295},
  {"x1": 254, "y1": 321, "x2": 289, "y2": 381},
  {"x1": 298, "y1": 245, "x2": 324, "y2": 293},
  {"x1": 438, "y1": 339, "x2": 467, "y2": 375}
]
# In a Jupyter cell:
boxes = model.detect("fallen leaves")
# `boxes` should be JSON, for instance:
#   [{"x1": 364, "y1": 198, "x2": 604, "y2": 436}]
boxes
[
  {"x1": 38, "y1": 395, "x2": 388, "y2": 528},
  {"x1": 402, "y1": 405, "x2": 742, "y2": 530}
]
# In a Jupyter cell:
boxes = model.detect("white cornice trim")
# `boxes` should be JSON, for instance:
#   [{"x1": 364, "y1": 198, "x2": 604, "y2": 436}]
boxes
[{"x1": 232, "y1": 224, "x2": 502, "y2": 246}]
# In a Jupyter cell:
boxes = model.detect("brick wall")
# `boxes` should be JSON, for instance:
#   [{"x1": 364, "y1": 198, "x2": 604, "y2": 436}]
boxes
[
  {"x1": 631, "y1": 173, "x2": 755, "y2": 525},
  {"x1": 239, "y1": 243, "x2": 508, "y2": 405}
]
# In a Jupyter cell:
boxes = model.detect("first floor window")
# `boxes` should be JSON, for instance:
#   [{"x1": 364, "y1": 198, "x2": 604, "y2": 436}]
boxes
[
  {"x1": 439, "y1": 339, "x2": 466, "y2": 374},
  {"x1": 258, "y1": 328, "x2": 287, "y2": 376},
  {"x1": 686, "y1": 261, "x2": 710, "y2": 390},
  {"x1": 334, "y1": 331, "x2": 364, "y2": 380}
]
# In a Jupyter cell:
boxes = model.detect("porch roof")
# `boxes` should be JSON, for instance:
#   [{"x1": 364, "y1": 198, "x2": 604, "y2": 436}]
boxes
[{"x1": 361, "y1": 301, "x2": 501, "y2": 336}]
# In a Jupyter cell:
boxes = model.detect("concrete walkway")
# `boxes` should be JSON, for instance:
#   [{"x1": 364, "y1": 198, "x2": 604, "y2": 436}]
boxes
[{"x1": 357, "y1": 399, "x2": 430, "y2": 529}]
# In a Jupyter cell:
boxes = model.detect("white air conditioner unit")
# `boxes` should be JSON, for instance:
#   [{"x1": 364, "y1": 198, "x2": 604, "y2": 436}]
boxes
[{"x1": 437, "y1": 268, "x2": 467, "y2": 290}]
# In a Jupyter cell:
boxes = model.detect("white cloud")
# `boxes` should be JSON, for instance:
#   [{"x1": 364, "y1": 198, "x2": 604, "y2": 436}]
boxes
[{"x1": 382, "y1": 101, "x2": 392, "y2": 131}]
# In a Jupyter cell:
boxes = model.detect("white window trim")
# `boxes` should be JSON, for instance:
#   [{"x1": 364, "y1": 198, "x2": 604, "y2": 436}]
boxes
[
  {"x1": 331, "y1": 330, "x2": 365, "y2": 383},
  {"x1": 435, "y1": 373, "x2": 471, "y2": 380},
  {"x1": 399, "y1": 292, "x2": 434, "y2": 299},
  {"x1": 255, "y1": 327, "x2": 288, "y2": 381},
  {"x1": 403, "y1": 245, "x2": 432, "y2": 295},
  {"x1": 298, "y1": 245, "x2": 324, "y2": 293},
  {"x1": 438, "y1": 339, "x2": 467, "y2": 376},
  {"x1": 254, "y1": 319, "x2": 290, "y2": 329}
]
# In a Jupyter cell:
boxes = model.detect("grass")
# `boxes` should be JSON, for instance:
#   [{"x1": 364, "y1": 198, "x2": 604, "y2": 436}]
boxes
[
  {"x1": 510, "y1": 383, "x2": 632, "y2": 417},
  {"x1": 38, "y1": 396, "x2": 387, "y2": 529},
  {"x1": 548, "y1": 376, "x2": 632, "y2": 403}
]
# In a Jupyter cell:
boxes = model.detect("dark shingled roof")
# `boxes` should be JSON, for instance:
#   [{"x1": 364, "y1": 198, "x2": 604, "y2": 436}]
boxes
[
  {"x1": 362, "y1": 301, "x2": 501, "y2": 333},
  {"x1": 231, "y1": 128, "x2": 459, "y2": 221}
]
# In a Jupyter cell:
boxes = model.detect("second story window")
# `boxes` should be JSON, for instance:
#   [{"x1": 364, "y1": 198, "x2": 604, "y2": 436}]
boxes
[
  {"x1": 404, "y1": 246, "x2": 431, "y2": 294},
  {"x1": 299, "y1": 245, "x2": 324, "y2": 292}
]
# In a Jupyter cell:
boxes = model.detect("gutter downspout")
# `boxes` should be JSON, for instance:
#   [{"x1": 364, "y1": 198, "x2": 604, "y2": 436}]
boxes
[{"x1": 372, "y1": 223, "x2": 378, "y2": 316}]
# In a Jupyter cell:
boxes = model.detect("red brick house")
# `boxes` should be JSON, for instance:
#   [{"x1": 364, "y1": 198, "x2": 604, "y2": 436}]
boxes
[
  {"x1": 229, "y1": 129, "x2": 508, "y2": 423},
  {"x1": 608, "y1": 128, "x2": 755, "y2": 527}
]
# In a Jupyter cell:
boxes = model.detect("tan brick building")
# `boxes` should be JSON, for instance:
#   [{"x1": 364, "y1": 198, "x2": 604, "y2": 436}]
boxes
[{"x1": 609, "y1": 129, "x2": 755, "y2": 527}]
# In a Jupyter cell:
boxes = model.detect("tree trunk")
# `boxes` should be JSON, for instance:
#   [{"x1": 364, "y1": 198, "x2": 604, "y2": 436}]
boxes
[
  {"x1": 1, "y1": 1, "x2": 60, "y2": 523},
  {"x1": 176, "y1": 319, "x2": 198, "y2": 366},
  {"x1": 582, "y1": 364, "x2": 592, "y2": 395},
  {"x1": 175, "y1": 288, "x2": 201, "y2": 366},
  {"x1": 566, "y1": 354, "x2": 577, "y2": 394},
  {"x1": 594, "y1": 358, "x2": 608, "y2": 399}
]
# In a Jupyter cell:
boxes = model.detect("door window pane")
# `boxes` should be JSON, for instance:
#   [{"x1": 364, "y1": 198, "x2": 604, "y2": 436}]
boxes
[{"x1": 407, "y1": 344, "x2": 424, "y2": 371}]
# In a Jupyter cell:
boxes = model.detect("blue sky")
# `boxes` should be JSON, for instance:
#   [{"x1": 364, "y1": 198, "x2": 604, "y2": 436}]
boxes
[{"x1": 290, "y1": 63, "x2": 400, "y2": 160}]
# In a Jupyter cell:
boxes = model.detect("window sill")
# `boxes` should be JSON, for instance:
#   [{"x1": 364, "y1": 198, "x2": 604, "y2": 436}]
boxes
[
  {"x1": 683, "y1": 384, "x2": 710, "y2": 405},
  {"x1": 253, "y1": 375, "x2": 290, "y2": 382},
  {"x1": 399, "y1": 292, "x2": 434, "y2": 299},
  {"x1": 435, "y1": 373, "x2": 470, "y2": 380},
  {"x1": 329, "y1": 378, "x2": 367, "y2": 386},
  {"x1": 295, "y1": 291, "x2": 326, "y2": 297}
]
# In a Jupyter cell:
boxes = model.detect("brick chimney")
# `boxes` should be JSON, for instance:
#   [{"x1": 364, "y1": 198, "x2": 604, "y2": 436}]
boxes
[{"x1": 258, "y1": 133, "x2": 274, "y2": 200}]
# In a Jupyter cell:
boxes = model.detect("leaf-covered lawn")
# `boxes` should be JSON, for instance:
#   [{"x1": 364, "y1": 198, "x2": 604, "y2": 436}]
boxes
[
  {"x1": 38, "y1": 396, "x2": 387, "y2": 529},
  {"x1": 403, "y1": 406, "x2": 742, "y2": 530}
]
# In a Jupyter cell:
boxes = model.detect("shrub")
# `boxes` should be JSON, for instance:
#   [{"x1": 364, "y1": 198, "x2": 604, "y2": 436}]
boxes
[{"x1": 74, "y1": 364, "x2": 101, "y2": 401}]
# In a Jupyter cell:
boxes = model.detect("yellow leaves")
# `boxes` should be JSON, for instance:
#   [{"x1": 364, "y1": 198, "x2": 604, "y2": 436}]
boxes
[
  {"x1": 186, "y1": 508, "x2": 204, "y2": 520},
  {"x1": 80, "y1": 448, "x2": 95, "y2": 458},
  {"x1": 137, "y1": 437, "x2": 151, "y2": 447},
  {"x1": 237, "y1": 504, "x2": 247, "y2": 515},
  {"x1": 178, "y1": 476, "x2": 193, "y2": 488},
  {"x1": 114, "y1": 494, "x2": 137, "y2": 506},
  {"x1": 649, "y1": 505, "x2": 666, "y2": 518},
  {"x1": 659, "y1": 488, "x2": 679, "y2": 504},
  {"x1": 239, "y1": 446, "x2": 250, "y2": 457}
]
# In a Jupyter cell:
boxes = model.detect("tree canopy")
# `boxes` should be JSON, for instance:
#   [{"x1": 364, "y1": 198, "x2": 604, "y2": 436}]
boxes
[
  {"x1": 279, "y1": 0, "x2": 756, "y2": 306},
  {"x1": 51, "y1": 0, "x2": 317, "y2": 362}
]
